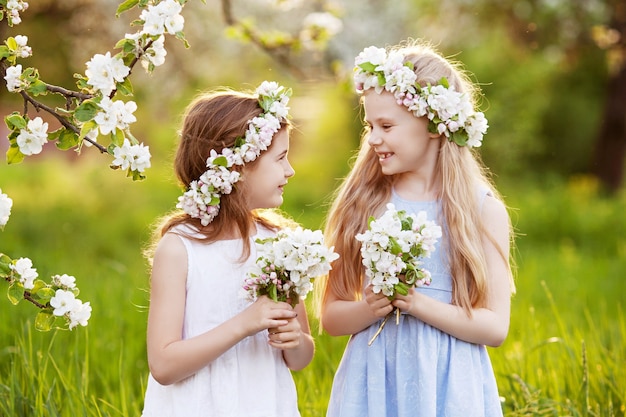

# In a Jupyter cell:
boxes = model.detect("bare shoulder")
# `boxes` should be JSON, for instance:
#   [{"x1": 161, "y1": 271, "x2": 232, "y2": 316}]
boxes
[
  {"x1": 481, "y1": 193, "x2": 509, "y2": 225},
  {"x1": 480, "y1": 193, "x2": 511, "y2": 248},
  {"x1": 154, "y1": 232, "x2": 187, "y2": 260},
  {"x1": 151, "y1": 232, "x2": 188, "y2": 285}
]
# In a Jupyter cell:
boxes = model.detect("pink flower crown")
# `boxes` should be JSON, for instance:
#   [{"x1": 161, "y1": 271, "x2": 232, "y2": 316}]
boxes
[
  {"x1": 353, "y1": 46, "x2": 488, "y2": 148},
  {"x1": 176, "y1": 81, "x2": 292, "y2": 226}
]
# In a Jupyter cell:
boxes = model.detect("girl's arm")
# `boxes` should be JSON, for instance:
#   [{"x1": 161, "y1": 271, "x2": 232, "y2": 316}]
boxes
[
  {"x1": 268, "y1": 301, "x2": 315, "y2": 371},
  {"x1": 321, "y1": 284, "x2": 394, "y2": 337},
  {"x1": 146, "y1": 233, "x2": 298, "y2": 386},
  {"x1": 393, "y1": 195, "x2": 512, "y2": 347}
]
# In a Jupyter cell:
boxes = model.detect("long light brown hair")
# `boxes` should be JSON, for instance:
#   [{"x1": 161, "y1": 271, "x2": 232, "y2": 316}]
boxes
[
  {"x1": 317, "y1": 40, "x2": 515, "y2": 318},
  {"x1": 145, "y1": 88, "x2": 293, "y2": 263}
]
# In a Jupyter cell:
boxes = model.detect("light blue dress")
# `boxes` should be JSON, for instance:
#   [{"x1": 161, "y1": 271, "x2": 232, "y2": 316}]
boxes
[{"x1": 326, "y1": 190, "x2": 504, "y2": 417}]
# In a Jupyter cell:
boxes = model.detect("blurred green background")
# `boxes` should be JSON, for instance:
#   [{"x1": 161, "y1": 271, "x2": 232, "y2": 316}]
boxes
[{"x1": 1, "y1": 0, "x2": 625, "y2": 415}]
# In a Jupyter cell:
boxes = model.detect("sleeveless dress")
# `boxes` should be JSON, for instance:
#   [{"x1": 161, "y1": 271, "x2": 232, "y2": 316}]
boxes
[
  {"x1": 142, "y1": 225, "x2": 301, "y2": 417},
  {"x1": 326, "y1": 190, "x2": 504, "y2": 417}
]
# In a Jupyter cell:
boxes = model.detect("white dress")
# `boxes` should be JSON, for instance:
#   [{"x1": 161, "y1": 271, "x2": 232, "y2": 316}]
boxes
[{"x1": 142, "y1": 225, "x2": 301, "y2": 417}]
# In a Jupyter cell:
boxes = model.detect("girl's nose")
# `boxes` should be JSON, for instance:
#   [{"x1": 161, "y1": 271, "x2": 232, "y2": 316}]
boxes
[
  {"x1": 285, "y1": 161, "x2": 295, "y2": 178},
  {"x1": 367, "y1": 133, "x2": 382, "y2": 146}
]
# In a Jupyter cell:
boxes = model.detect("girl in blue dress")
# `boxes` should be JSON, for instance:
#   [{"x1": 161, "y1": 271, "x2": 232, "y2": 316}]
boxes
[{"x1": 318, "y1": 39, "x2": 516, "y2": 416}]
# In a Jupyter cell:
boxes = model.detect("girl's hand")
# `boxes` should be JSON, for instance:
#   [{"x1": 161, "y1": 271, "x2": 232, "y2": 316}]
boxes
[
  {"x1": 392, "y1": 288, "x2": 419, "y2": 316},
  {"x1": 268, "y1": 314, "x2": 302, "y2": 350},
  {"x1": 364, "y1": 284, "x2": 394, "y2": 318},
  {"x1": 240, "y1": 296, "x2": 297, "y2": 337}
]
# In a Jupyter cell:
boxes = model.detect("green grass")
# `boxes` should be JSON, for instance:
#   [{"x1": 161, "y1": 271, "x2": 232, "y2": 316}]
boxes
[{"x1": 1, "y1": 157, "x2": 625, "y2": 416}]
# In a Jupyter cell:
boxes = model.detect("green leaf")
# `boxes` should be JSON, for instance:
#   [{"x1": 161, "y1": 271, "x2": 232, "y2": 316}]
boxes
[
  {"x1": 7, "y1": 283, "x2": 23, "y2": 305},
  {"x1": 404, "y1": 268, "x2": 417, "y2": 286},
  {"x1": 30, "y1": 279, "x2": 47, "y2": 294},
  {"x1": 26, "y1": 80, "x2": 48, "y2": 96},
  {"x1": 388, "y1": 236, "x2": 403, "y2": 255},
  {"x1": 269, "y1": 283, "x2": 278, "y2": 302},
  {"x1": 116, "y1": 0, "x2": 139, "y2": 16},
  {"x1": 377, "y1": 73, "x2": 386, "y2": 87},
  {"x1": 6, "y1": 145, "x2": 25, "y2": 165},
  {"x1": 358, "y1": 62, "x2": 377, "y2": 72},
  {"x1": 5, "y1": 112, "x2": 26, "y2": 130},
  {"x1": 0, "y1": 45, "x2": 12, "y2": 59},
  {"x1": 394, "y1": 282, "x2": 409, "y2": 296},
  {"x1": 175, "y1": 32, "x2": 190, "y2": 48},
  {"x1": 33, "y1": 287, "x2": 55, "y2": 304},
  {"x1": 56, "y1": 129, "x2": 80, "y2": 150},
  {"x1": 112, "y1": 128, "x2": 125, "y2": 147},
  {"x1": 116, "y1": 77, "x2": 134, "y2": 96},
  {"x1": 5, "y1": 37, "x2": 17, "y2": 50},
  {"x1": 0, "y1": 253, "x2": 12, "y2": 277},
  {"x1": 131, "y1": 169, "x2": 146, "y2": 181},
  {"x1": 34, "y1": 310, "x2": 55, "y2": 332},
  {"x1": 79, "y1": 120, "x2": 98, "y2": 140},
  {"x1": 450, "y1": 130, "x2": 468, "y2": 147},
  {"x1": 74, "y1": 101, "x2": 100, "y2": 122},
  {"x1": 400, "y1": 215, "x2": 413, "y2": 231},
  {"x1": 212, "y1": 155, "x2": 228, "y2": 167}
]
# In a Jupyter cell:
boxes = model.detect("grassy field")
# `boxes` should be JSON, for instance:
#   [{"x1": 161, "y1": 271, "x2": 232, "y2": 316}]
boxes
[{"x1": 1, "y1": 156, "x2": 625, "y2": 416}]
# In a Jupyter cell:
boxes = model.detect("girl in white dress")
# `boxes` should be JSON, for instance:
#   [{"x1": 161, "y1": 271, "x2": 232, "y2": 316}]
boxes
[
  {"x1": 141, "y1": 82, "x2": 314, "y2": 417},
  {"x1": 317, "y1": 40, "x2": 516, "y2": 416}
]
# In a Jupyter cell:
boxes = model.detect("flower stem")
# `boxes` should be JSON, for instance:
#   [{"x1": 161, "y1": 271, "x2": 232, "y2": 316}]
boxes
[{"x1": 368, "y1": 311, "x2": 393, "y2": 346}]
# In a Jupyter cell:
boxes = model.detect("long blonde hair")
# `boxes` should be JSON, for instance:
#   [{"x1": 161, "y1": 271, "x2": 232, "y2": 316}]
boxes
[
  {"x1": 145, "y1": 88, "x2": 293, "y2": 264},
  {"x1": 317, "y1": 40, "x2": 515, "y2": 318}
]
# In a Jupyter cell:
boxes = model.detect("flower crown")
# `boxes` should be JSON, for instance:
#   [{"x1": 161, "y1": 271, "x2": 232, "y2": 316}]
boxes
[
  {"x1": 176, "y1": 81, "x2": 292, "y2": 226},
  {"x1": 353, "y1": 46, "x2": 488, "y2": 148}
]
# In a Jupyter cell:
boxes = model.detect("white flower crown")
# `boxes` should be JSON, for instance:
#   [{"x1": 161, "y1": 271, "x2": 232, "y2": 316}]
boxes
[
  {"x1": 353, "y1": 46, "x2": 488, "y2": 148},
  {"x1": 176, "y1": 81, "x2": 292, "y2": 226}
]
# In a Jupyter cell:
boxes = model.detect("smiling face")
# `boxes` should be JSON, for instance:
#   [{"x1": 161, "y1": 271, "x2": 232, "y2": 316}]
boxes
[
  {"x1": 244, "y1": 128, "x2": 295, "y2": 210},
  {"x1": 363, "y1": 90, "x2": 440, "y2": 182}
]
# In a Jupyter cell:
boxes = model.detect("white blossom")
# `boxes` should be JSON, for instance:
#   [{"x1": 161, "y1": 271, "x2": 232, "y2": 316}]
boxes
[
  {"x1": 50, "y1": 289, "x2": 77, "y2": 317},
  {"x1": 0, "y1": 189, "x2": 12, "y2": 227},
  {"x1": 94, "y1": 97, "x2": 137, "y2": 135},
  {"x1": 142, "y1": 35, "x2": 167, "y2": 70},
  {"x1": 68, "y1": 300, "x2": 92, "y2": 329},
  {"x1": 16, "y1": 117, "x2": 48, "y2": 156},
  {"x1": 243, "y1": 227, "x2": 339, "y2": 304},
  {"x1": 10, "y1": 257, "x2": 38, "y2": 290},
  {"x1": 140, "y1": 0, "x2": 184, "y2": 36},
  {"x1": 52, "y1": 274, "x2": 77, "y2": 289},
  {"x1": 4, "y1": 64, "x2": 23, "y2": 92},
  {"x1": 356, "y1": 203, "x2": 441, "y2": 297},
  {"x1": 12, "y1": 35, "x2": 32, "y2": 58},
  {"x1": 111, "y1": 139, "x2": 151, "y2": 173},
  {"x1": 85, "y1": 52, "x2": 131, "y2": 96},
  {"x1": 6, "y1": 0, "x2": 28, "y2": 25},
  {"x1": 303, "y1": 12, "x2": 343, "y2": 36},
  {"x1": 353, "y1": 46, "x2": 489, "y2": 148}
]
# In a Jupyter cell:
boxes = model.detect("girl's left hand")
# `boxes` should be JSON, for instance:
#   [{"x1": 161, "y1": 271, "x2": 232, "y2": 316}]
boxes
[
  {"x1": 268, "y1": 314, "x2": 302, "y2": 350},
  {"x1": 392, "y1": 288, "x2": 419, "y2": 317}
]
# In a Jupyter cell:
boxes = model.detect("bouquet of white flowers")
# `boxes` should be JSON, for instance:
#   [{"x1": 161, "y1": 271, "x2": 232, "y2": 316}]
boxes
[
  {"x1": 356, "y1": 203, "x2": 442, "y2": 345},
  {"x1": 243, "y1": 227, "x2": 339, "y2": 307}
]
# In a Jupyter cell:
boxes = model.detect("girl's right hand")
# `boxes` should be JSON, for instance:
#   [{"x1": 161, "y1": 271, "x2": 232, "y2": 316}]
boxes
[
  {"x1": 240, "y1": 296, "x2": 297, "y2": 337},
  {"x1": 364, "y1": 284, "x2": 394, "y2": 318}
]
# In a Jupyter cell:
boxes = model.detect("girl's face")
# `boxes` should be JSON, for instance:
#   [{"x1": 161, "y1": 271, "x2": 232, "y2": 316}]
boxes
[
  {"x1": 363, "y1": 90, "x2": 440, "y2": 179},
  {"x1": 244, "y1": 128, "x2": 295, "y2": 210}
]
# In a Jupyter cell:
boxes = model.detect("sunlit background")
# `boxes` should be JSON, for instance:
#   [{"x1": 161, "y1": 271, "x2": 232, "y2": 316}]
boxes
[{"x1": 1, "y1": 0, "x2": 625, "y2": 415}]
